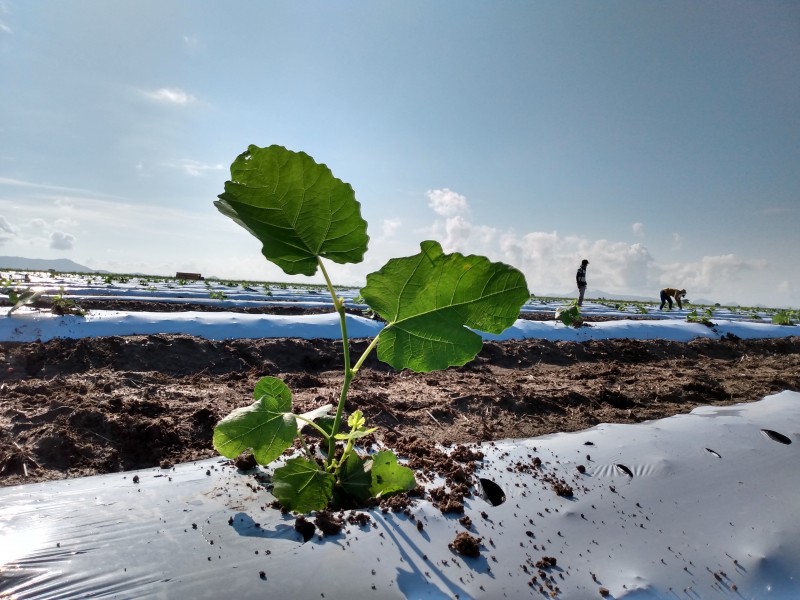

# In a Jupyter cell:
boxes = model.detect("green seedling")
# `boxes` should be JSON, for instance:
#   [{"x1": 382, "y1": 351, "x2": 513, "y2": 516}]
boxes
[
  {"x1": 50, "y1": 287, "x2": 86, "y2": 316},
  {"x1": 5, "y1": 287, "x2": 45, "y2": 315},
  {"x1": 3, "y1": 281, "x2": 85, "y2": 317},
  {"x1": 104, "y1": 274, "x2": 130, "y2": 284},
  {"x1": 212, "y1": 144, "x2": 529, "y2": 513},
  {"x1": 209, "y1": 290, "x2": 228, "y2": 300},
  {"x1": 686, "y1": 308, "x2": 714, "y2": 327},
  {"x1": 555, "y1": 299, "x2": 583, "y2": 327},
  {"x1": 772, "y1": 310, "x2": 796, "y2": 326}
]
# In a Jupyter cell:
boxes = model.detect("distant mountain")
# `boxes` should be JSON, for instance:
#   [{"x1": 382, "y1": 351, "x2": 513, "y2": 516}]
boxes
[{"x1": 0, "y1": 256, "x2": 101, "y2": 273}]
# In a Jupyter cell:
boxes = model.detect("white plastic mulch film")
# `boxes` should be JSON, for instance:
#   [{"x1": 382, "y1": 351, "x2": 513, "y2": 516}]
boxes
[{"x1": 1, "y1": 392, "x2": 798, "y2": 599}]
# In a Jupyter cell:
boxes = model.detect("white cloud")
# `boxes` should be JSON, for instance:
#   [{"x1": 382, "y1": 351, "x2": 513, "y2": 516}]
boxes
[
  {"x1": 28, "y1": 218, "x2": 48, "y2": 233},
  {"x1": 54, "y1": 217, "x2": 78, "y2": 230},
  {"x1": 658, "y1": 254, "x2": 768, "y2": 297},
  {"x1": 0, "y1": 214, "x2": 17, "y2": 244},
  {"x1": 54, "y1": 198, "x2": 75, "y2": 209},
  {"x1": 0, "y1": 215, "x2": 15, "y2": 233},
  {"x1": 12, "y1": 217, "x2": 56, "y2": 249},
  {"x1": 632, "y1": 222, "x2": 644, "y2": 237},
  {"x1": 143, "y1": 88, "x2": 196, "y2": 105},
  {"x1": 415, "y1": 188, "x2": 777, "y2": 305},
  {"x1": 0, "y1": 176, "x2": 123, "y2": 199},
  {"x1": 50, "y1": 231, "x2": 75, "y2": 250},
  {"x1": 0, "y1": 2, "x2": 10, "y2": 34},
  {"x1": 671, "y1": 233, "x2": 683, "y2": 250},
  {"x1": 182, "y1": 34, "x2": 200, "y2": 49},
  {"x1": 381, "y1": 218, "x2": 401, "y2": 237},
  {"x1": 421, "y1": 188, "x2": 658, "y2": 297},
  {"x1": 426, "y1": 188, "x2": 469, "y2": 217},
  {"x1": 160, "y1": 159, "x2": 225, "y2": 177}
]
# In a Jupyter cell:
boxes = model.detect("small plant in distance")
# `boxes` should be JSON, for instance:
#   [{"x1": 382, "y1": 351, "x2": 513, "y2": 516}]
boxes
[
  {"x1": 2, "y1": 279, "x2": 45, "y2": 315},
  {"x1": 686, "y1": 308, "x2": 714, "y2": 327},
  {"x1": 772, "y1": 310, "x2": 797, "y2": 326},
  {"x1": 212, "y1": 145, "x2": 530, "y2": 513},
  {"x1": 555, "y1": 299, "x2": 583, "y2": 327},
  {"x1": 209, "y1": 290, "x2": 228, "y2": 300},
  {"x1": 50, "y1": 287, "x2": 86, "y2": 316}
]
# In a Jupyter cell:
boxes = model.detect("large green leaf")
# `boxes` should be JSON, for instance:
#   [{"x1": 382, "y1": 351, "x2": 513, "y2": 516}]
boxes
[
  {"x1": 361, "y1": 240, "x2": 529, "y2": 372},
  {"x1": 212, "y1": 376, "x2": 297, "y2": 466},
  {"x1": 215, "y1": 144, "x2": 369, "y2": 276},
  {"x1": 273, "y1": 456, "x2": 335, "y2": 513},
  {"x1": 367, "y1": 451, "x2": 416, "y2": 498}
]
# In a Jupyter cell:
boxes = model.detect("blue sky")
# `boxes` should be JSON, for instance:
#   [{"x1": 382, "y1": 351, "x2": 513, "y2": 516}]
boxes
[{"x1": 1, "y1": 1, "x2": 798, "y2": 307}]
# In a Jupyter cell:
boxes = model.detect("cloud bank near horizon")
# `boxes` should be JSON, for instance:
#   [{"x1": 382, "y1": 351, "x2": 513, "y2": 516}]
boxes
[
  {"x1": 0, "y1": 182, "x2": 793, "y2": 307},
  {"x1": 419, "y1": 188, "x2": 777, "y2": 304}
]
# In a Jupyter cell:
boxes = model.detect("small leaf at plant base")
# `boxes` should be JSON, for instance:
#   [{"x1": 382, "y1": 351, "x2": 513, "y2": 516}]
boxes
[
  {"x1": 362, "y1": 240, "x2": 529, "y2": 372},
  {"x1": 273, "y1": 456, "x2": 335, "y2": 513},
  {"x1": 212, "y1": 376, "x2": 297, "y2": 466},
  {"x1": 367, "y1": 450, "x2": 417, "y2": 497},
  {"x1": 215, "y1": 145, "x2": 369, "y2": 276},
  {"x1": 338, "y1": 453, "x2": 372, "y2": 504}
]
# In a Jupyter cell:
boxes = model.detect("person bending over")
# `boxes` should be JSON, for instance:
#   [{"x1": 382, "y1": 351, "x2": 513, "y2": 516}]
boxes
[{"x1": 659, "y1": 288, "x2": 686, "y2": 310}]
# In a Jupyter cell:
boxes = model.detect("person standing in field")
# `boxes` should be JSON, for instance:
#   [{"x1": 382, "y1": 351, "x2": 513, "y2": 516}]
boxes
[
  {"x1": 576, "y1": 259, "x2": 589, "y2": 306},
  {"x1": 659, "y1": 287, "x2": 687, "y2": 310}
]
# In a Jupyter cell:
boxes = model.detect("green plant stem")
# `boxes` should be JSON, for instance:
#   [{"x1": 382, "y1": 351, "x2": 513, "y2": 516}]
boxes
[
  {"x1": 352, "y1": 334, "x2": 381, "y2": 374},
  {"x1": 318, "y1": 258, "x2": 354, "y2": 466},
  {"x1": 297, "y1": 431, "x2": 313, "y2": 460}
]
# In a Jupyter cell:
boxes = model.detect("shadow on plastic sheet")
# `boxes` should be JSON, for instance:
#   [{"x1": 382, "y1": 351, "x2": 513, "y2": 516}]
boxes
[
  {"x1": 373, "y1": 511, "x2": 493, "y2": 600},
  {"x1": 229, "y1": 511, "x2": 301, "y2": 541}
]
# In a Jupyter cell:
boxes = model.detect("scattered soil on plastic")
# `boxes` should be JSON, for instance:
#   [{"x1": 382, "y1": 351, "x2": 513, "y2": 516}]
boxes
[{"x1": 1, "y1": 302, "x2": 800, "y2": 486}]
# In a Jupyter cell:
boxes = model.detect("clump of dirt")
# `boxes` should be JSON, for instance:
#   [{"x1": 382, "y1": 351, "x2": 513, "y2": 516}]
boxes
[
  {"x1": 234, "y1": 451, "x2": 257, "y2": 471},
  {"x1": 535, "y1": 556, "x2": 557, "y2": 568},
  {"x1": 294, "y1": 516, "x2": 315, "y2": 542},
  {"x1": 314, "y1": 510, "x2": 344, "y2": 536},
  {"x1": 449, "y1": 531, "x2": 482, "y2": 557}
]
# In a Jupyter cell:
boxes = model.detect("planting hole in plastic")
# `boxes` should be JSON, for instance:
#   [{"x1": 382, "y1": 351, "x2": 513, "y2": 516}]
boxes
[
  {"x1": 761, "y1": 429, "x2": 792, "y2": 445},
  {"x1": 615, "y1": 464, "x2": 633, "y2": 478},
  {"x1": 478, "y1": 478, "x2": 506, "y2": 506},
  {"x1": 705, "y1": 448, "x2": 722, "y2": 458}
]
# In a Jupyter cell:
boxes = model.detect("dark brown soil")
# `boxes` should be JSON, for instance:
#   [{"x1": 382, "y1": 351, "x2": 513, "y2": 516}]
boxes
[{"x1": 2, "y1": 302, "x2": 800, "y2": 487}]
